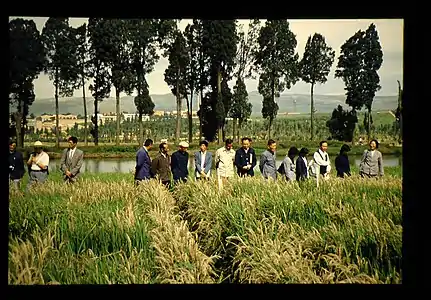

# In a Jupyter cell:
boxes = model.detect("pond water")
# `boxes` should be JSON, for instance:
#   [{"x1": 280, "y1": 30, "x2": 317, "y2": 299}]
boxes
[{"x1": 48, "y1": 155, "x2": 402, "y2": 174}]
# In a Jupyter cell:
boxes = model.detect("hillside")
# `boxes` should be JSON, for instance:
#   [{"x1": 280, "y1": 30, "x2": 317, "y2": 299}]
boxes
[{"x1": 20, "y1": 91, "x2": 398, "y2": 116}]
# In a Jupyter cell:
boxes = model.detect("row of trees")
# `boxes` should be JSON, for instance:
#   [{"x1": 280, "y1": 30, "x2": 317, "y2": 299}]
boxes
[
  {"x1": 26, "y1": 114, "x2": 400, "y2": 145},
  {"x1": 10, "y1": 18, "x2": 390, "y2": 149}
]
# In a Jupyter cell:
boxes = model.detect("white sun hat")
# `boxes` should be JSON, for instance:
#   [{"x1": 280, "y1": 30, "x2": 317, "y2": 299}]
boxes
[{"x1": 179, "y1": 141, "x2": 189, "y2": 148}]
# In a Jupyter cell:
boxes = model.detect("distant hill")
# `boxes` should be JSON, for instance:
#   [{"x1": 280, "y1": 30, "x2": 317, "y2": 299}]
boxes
[{"x1": 20, "y1": 91, "x2": 398, "y2": 116}]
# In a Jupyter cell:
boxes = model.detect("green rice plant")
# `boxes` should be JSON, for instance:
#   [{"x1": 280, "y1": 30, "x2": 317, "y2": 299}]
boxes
[
  {"x1": 174, "y1": 171, "x2": 402, "y2": 283},
  {"x1": 8, "y1": 176, "x2": 216, "y2": 284}
]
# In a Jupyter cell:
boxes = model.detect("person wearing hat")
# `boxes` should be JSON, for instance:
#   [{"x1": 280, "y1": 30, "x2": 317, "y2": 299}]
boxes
[
  {"x1": 171, "y1": 141, "x2": 189, "y2": 185},
  {"x1": 335, "y1": 144, "x2": 352, "y2": 178},
  {"x1": 26, "y1": 140, "x2": 50, "y2": 188},
  {"x1": 60, "y1": 136, "x2": 84, "y2": 183},
  {"x1": 215, "y1": 138, "x2": 236, "y2": 182},
  {"x1": 9, "y1": 140, "x2": 25, "y2": 190}
]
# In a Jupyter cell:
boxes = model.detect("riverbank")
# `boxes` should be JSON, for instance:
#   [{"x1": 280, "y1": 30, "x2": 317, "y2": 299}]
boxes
[{"x1": 20, "y1": 140, "x2": 403, "y2": 159}]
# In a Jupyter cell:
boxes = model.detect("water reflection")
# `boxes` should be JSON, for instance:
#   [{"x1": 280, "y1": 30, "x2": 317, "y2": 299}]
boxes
[{"x1": 48, "y1": 155, "x2": 402, "y2": 174}]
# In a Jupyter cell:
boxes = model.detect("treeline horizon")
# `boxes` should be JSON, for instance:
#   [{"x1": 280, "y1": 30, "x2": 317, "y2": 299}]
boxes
[{"x1": 9, "y1": 18, "x2": 403, "y2": 149}]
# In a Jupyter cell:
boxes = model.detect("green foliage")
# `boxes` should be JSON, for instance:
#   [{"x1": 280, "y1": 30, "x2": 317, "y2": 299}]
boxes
[
  {"x1": 253, "y1": 20, "x2": 299, "y2": 137},
  {"x1": 200, "y1": 20, "x2": 238, "y2": 141},
  {"x1": 9, "y1": 18, "x2": 46, "y2": 95},
  {"x1": 299, "y1": 33, "x2": 335, "y2": 140},
  {"x1": 135, "y1": 86, "x2": 155, "y2": 117},
  {"x1": 42, "y1": 18, "x2": 79, "y2": 98},
  {"x1": 326, "y1": 105, "x2": 358, "y2": 142},
  {"x1": 299, "y1": 33, "x2": 335, "y2": 85},
  {"x1": 335, "y1": 23, "x2": 383, "y2": 138},
  {"x1": 87, "y1": 18, "x2": 112, "y2": 145},
  {"x1": 164, "y1": 30, "x2": 189, "y2": 99},
  {"x1": 9, "y1": 18, "x2": 46, "y2": 147},
  {"x1": 230, "y1": 79, "x2": 252, "y2": 125}
]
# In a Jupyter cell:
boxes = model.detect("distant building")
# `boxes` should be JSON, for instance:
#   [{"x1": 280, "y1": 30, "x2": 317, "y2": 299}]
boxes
[{"x1": 153, "y1": 110, "x2": 165, "y2": 117}]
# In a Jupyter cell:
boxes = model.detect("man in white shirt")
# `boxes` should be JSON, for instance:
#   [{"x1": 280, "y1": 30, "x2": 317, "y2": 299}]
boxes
[
  {"x1": 310, "y1": 140, "x2": 331, "y2": 179},
  {"x1": 215, "y1": 138, "x2": 235, "y2": 182},
  {"x1": 26, "y1": 141, "x2": 50, "y2": 189}
]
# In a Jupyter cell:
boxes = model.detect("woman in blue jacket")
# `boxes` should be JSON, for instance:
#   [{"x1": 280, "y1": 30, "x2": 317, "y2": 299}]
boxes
[{"x1": 335, "y1": 144, "x2": 351, "y2": 178}]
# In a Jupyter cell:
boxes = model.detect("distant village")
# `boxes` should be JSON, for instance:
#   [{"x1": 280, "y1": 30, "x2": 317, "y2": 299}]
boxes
[{"x1": 21, "y1": 110, "x2": 202, "y2": 133}]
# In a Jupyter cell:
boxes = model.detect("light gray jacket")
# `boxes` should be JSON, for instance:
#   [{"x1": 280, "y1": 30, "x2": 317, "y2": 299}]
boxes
[
  {"x1": 359, "y1": 149, "x2": 384, "y2": 176},
  {"x1": 60, "y1": 148, "x2": 84, "y2": 182},
  {"x1": 282, "y1": 156, "x2": 296, "y2": 181},
  {"x1": 259, "y1": 150, "x2": 277, "y2": 180}
]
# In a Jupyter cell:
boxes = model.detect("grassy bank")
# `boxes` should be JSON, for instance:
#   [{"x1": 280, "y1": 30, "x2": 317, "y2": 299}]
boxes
[
  {"x1": 9, "y1": 167, "x2": 401, "y2": 284},
  {"x1": 19, "y1": 140, "x2": 402, "y2": 159}
]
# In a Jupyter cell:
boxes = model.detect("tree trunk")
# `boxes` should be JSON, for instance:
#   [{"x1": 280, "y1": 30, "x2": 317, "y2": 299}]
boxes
[
  {"x1": 237, "y1": 121, "x2": 241, "y2": 144},
  {"x1": 82, "y1": 77, "x2": 88, "y2": 146},
  {"x1": 55, "y1": 70, "x2": 60, "y2": 148},
  {"x1": 94, "y1": 99, "x2": 99, "y2": 146},
  {"x1": 139, "y1": 113, "x2": 144, "y2": 147},
  {"x1": 269, "y1": 74, "x2": 275, "y2": 140},
  {"x1": 397, "y1": 80, "x2": 402, "y2": 144},
  {"x1": 14, "y1": 101, "x2": 23, "y2": 148},
  {"x1": 233, "y1": 118, "x2": 237, "y2": 142},
  {"x1": 310, "y1": 82, "x2": 315, "y2": 141},
  {"x1": 199, "y1": 89, "x2": 203, "y2": 141},
  {"x1": 268, "y1": 117, "x2": 273, "y2": 140},
  {"x1": 186, "y1": 93, "x2": 193, "y2": 144},
  {"x1": 115, "y1": 88, "x2": 121, "y2": 146},
  {"x1": 176, "y1": 67, "x2": 181, "y2": 142},
  {"x1": 367, "y1": 108, "x2": 371, "y2": 141},
  {"x1": 22, "y1": 114, "x2": 27, "y2": 147},
  {"x1": 217, "y1": 71, "x2": 223, "y2": 145},
  {"x1": 399, "y1": 113, "x2": 402, "y2": 144}
]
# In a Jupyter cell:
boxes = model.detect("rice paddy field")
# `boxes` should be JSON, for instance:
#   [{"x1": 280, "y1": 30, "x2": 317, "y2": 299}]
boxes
[{"x1": 8, "y1": 166, "x2": 402, "y2": 284}]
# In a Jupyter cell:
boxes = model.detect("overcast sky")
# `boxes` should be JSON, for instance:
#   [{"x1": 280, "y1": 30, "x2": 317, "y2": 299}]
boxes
[{"x1": 10, "y1": 17, "x2": 403, "y2": 98}]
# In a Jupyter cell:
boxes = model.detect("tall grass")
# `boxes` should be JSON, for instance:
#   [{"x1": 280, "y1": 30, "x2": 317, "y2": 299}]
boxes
[
  {"x1": 9, "y1": 167, "x2": 401, "y2": 284},
  {"x1": 8, "y1": 177, "x2": 215, "y2": 284},
  {"x1": 174, "y1": 167, "x2": 402, "y2": 283}
]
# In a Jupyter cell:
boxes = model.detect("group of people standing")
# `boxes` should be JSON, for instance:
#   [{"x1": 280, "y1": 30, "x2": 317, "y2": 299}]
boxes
[
  {"x1": 8, "y1": 136, "x2": 84, "y2": 190},
  {"x1": 133, "y1": 136, "x2": 385, "y2": 189},
  {"x1": 134, "y1": 137, "x2": 260, "y2": 188},
  {"x1": 8, "y1": 135, "x2": 385, "y2": 191},
  {"x1": 259, "y1": 138, "x2": 384, "y2": 182}
]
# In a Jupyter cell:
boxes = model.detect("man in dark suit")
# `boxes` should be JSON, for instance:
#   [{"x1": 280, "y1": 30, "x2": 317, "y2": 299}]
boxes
[
  {"x1": 194, "y1": 140, "x2": 212, "y2": 180},
  {"x1": 60, "y1": 136, "x2": 84, "y2": 183},
  {"x1": 9, "y1": 140, "x2": 25, "y2": 189},
  {"x1": 151, "y1": 142, "x2": 172, "y2": 188},
  {"x1": 135, "y1": 139, "x2": 153, "y2": 185},
  {"x1": 234, "y1": 137, "x2": 257, "y2": 177},
  {"x1": 171, "y1": 141, "x2": 189, "y2": 184}
]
